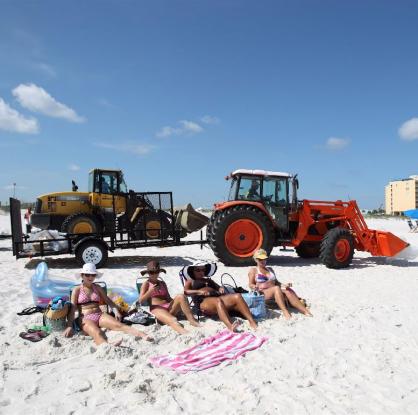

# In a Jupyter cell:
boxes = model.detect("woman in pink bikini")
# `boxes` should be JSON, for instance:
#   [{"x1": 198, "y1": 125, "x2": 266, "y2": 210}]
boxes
[
  {"x1": 248, "y1": 249, "x2": 312, "y2": 319},
  {"x1": 64, "y1": 263, "x2": 152, "y2": 346},
  {"x1": 138, "y1": 260, "x2": 200, "y2": 334}
]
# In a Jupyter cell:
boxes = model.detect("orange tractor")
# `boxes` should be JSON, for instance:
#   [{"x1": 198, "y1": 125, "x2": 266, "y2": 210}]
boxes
[{"x1": 207, "y1": 169, "x2": 409, "y2": 268}]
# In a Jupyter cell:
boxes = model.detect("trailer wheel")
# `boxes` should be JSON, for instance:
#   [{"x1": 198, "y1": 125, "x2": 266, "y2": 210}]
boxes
[
  {"x1": 209, "y1": 205, "x2": 274, "y2": 266},
  {"x1": 295, "y1": 242, "x2": 320, "y2": 258},
  {"x1": 133, "y1": 211, "x2": 172, "y2": 240},
  {"x1": 319, "y1": 227, "x2": 354, "y2": 269},
  {"x1": 75, "y1": 240, "x2": 108, "y2": 268},
  {"x1": 62, "y1": 213, "x2": 101, "y2": 234}
]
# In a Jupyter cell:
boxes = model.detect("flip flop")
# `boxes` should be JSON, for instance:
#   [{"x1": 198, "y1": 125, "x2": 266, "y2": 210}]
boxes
[
  {"x1": 27, "y1": 329, "x2": 50, "y2": 338},
  {"x1": 19, "y1": 331, "x2": 43, "y2": 342},
  {"x1": 17, "y1": 306, "x2": 44, "y2": 316}
]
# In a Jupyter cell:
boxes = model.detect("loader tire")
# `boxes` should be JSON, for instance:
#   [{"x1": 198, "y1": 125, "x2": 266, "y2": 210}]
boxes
[
  {"x1": 61, "y1": 213, "x2": 101, "y2": 234},
  {"x1": 319, "y1": 227, "x2": 354, "y2": 269},
  {"x1": 133, "y1": 211, "x2": 172, "y2": 240},
  {"x1": 295, "y1": 242, "x2": 320, "y2": 258},
  {"x1": 75, "y1": 239, "x2": 108, "y2": 268},
  {"x1": 209, "y1": 205, "x2": 274, "y2": 266}
]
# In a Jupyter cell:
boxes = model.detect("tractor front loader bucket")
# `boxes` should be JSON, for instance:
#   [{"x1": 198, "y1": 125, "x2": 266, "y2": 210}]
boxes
[
  {"x1": 174, "y1": 203, "x2": 209, "y2": 233},
  {"x1": 372, "y1": 230, "x2": 409, "y2": 257}
]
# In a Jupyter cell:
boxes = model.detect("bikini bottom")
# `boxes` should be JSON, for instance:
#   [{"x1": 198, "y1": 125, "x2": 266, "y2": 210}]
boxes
[{"x1": 150, "y1": 302, "x2": 171, "y2": 314}]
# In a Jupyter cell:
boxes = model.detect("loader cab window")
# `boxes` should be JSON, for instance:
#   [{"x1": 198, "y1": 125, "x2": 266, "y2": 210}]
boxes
[
  {"x1": 238, "y1": 177, "x2": 262, "y2": 200},
  {"x1": 92, "y1": 171, "x2": 119, "y2": 194}
]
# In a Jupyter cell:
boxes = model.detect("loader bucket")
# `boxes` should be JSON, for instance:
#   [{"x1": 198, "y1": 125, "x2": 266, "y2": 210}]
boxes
[
  {"x1": 174, "y1": 203, "x2": 209, "y2": 233},
  {"x1": 374, "y1": 231, "x2": 409, "y2": 257}
]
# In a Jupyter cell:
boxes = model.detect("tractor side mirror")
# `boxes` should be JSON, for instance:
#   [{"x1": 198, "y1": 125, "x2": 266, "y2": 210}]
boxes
[{"x1": 72, "y1": 180, "x2": 78, "y2": 192}]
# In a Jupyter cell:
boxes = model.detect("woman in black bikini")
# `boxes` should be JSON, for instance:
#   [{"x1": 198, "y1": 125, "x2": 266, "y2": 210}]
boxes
[
  {"x1": 139, "y1": 260, "x2": 200, "y2": 334},
  {"x1": 183, "y1": 263, "x2": 258, "y2": 332}
]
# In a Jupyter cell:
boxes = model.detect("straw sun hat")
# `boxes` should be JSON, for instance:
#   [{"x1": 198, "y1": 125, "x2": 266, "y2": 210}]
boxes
[{"x1": 140, "y1": 260, "x2": 167, "y2": 276}]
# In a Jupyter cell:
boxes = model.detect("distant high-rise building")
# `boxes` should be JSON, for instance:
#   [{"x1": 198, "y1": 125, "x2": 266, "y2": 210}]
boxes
[{"x1": 385, "y1": 176, "x2": 418, "y2": 215}]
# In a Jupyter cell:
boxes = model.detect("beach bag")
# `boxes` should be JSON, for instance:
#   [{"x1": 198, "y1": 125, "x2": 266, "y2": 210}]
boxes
[
  {"x1": 241, "y1": 291, "x2": 267, "y2": 320},
  {"x1": 220, "y1": 273, "x2": 249, "y2": 294},
  {"x1": 43, "y1": 296, "x2": 71, "y2": 332}
]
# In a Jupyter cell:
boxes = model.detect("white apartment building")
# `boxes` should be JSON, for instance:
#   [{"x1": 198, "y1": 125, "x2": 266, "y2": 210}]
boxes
[{"x1": 385, "y1": 175, "x2": 418, "y2": 215}]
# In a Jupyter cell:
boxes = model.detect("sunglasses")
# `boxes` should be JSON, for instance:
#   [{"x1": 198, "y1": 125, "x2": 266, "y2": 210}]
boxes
[
  {"x1": 149, "y1": 270, "x2": 160, "y2": 275},
  {"x1": 194, "y1": 268, "x2": 206, "y2": 272},
  {"x1": 83, "y1": 273, "x2": 96, "y2": 277}
]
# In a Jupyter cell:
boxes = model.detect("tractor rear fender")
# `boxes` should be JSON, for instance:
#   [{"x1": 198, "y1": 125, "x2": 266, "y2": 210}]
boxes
[{"x1": 214, "y1": 201, "x2": 274, "y2": 222}]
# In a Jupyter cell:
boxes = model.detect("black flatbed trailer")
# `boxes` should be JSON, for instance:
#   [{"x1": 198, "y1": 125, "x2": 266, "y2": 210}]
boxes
[{"x1": 9, "y1": 194, "x2": 207, "y2": 267}]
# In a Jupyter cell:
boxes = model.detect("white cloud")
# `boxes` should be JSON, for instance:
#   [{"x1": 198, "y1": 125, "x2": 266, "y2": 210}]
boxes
[
  {"x1": 156, "y1": 120, "x2": 203, "y2": 138},
  {"x1": 325, "y1": 137, "x2": 350, "y2": 151},
  {"x1": 200, "y1": 115, "x2": 220, "y2": 124},
  {"x1": 12, "y1": 83, "x2": 85, "y2": 123},
  {"x1": 94, "y1": 141, "x2": 155, "y2": 155},
  {"x1": 399, "y1": 117, "x2": 418, "y2": 141},
  {"x1": 68, "y1": 164, "x2": 80, "y2": 171},
  {"x1": 179, "y1": 120, "x2": 203, "y2": 133},
  {"x1": 0, "y1": 98, "x2": 39, "y2": 134}
]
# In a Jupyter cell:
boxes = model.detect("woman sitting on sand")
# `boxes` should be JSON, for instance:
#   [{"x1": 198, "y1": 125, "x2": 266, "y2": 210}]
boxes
[
  {"x1": 138, "y1": 260, "x2": 200, "y2": 334},
  {"x1": 182, "y1": 262, "x2": 258, "y2": 332},
  {"x1": 64, "y1": 263, "x2": 152, "y2": 346},
  {"x1": 248, "y1": 249, "x2": 312, "y2": 319}
]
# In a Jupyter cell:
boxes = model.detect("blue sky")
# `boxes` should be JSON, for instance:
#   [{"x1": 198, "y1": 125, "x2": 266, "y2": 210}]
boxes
[{"x1": 1, "y1": 1, "x2": 417, "y2": 209}]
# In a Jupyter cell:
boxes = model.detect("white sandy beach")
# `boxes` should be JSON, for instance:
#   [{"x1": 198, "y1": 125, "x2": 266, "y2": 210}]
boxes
[{"x1": 1, "y1": 210, "x2": 418, "y2": 415}]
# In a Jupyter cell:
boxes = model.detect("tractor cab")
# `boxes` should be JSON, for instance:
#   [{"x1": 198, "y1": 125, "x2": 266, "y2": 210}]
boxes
[
  {"x1": 88, "y1": 169, "x2": 128, "y2": 215},
  {"x1": 88, "y1": 169, "x2": 128, "y2": 195},
  {"x1": 227, "y1": 169, "x2": 294, "y2": 232}
]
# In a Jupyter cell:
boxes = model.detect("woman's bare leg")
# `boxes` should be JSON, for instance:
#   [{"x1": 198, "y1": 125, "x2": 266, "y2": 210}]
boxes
[
  {"x1": 200, "y1": 297, "x2": 239, "y2": 332},
  {"x1": 81, "y1": 319, "x2": 110, "y2": 346},
  {"x1": 99, "y1": 313, "x2": 153, "y2": 340},
  {"x1": 262, "y1": 286, "x2": 291, "y2": 319},
  {"x1": 149, "y1": 308, "x2": 188, "y2": 334},
  {"x1": 169, "y1": 295, "x2": 200, "y2": 327},
  {"x1": 283, "y1": 290, "x2": 313, "y2": 316},
  {"x1": 220, "y1": 294, "x2": 258, "y2": 329}
]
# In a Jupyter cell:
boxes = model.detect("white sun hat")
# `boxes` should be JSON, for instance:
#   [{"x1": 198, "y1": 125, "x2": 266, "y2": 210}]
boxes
[{"x1": 79, "y1": 262, "x2": 102, "y2": 278}]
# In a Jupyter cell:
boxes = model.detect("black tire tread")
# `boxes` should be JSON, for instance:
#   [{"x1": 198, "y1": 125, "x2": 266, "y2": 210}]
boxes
[
  {"x1": 209, "y1": 205, "x2": 274, "y2": 266},
  {"x1": 319, "y1": 227, "x2": 354, "y2": 269},
  {"x1": 61, "y1": 212, "x2": 101, "y2": 234}
]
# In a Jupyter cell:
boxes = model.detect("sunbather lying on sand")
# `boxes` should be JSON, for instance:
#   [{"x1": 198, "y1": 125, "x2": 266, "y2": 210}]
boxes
[
  {"x1": 248, "y1": 249, "x2": 312, "y2": 319},
  {"x1": 64, "y1": 263, "x2": 153, "y2": 345},
  {"x1": 138, "y1": 260, "x2": 200, "y2": 334},
  {"x1": 183, "y1": 262, "x2": 258, "y2": 332}
]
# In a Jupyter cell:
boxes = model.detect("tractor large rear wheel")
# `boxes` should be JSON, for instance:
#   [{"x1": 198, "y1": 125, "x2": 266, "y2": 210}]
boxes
[
  {"x1": 319, "y1": 227, "x2": 354, "y2": 268},
  {"x1": 209, "y1": 205, "x2": 275, "y2": 266},
  {"x1": 61, "y1": 213, "x2": 101, "y2": 234}
]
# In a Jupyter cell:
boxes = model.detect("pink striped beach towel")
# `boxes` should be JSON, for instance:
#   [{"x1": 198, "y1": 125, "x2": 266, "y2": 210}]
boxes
[{"x1": 150, "y1": 330, "x2": 268, "y2": 373}]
